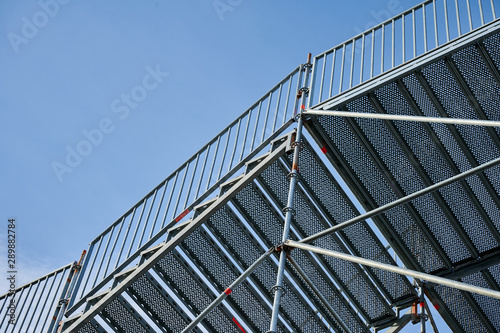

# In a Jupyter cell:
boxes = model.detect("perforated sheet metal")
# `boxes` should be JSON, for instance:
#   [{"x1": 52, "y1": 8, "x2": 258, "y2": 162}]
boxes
[
  {"x1": 230, "y1": 183, "x2": 338, "y2": 331},
  {"x1": 77, "y1": 319, "x2": 106, "y2": 333},
  {"x1": 100, "y1": 296, "x2": 150, "y2": 333},
  {"x1": 127, "y1": 273, "x2": 189, "y2": 332},
  {"x1": 284, "y1": 139, "x2": 415, "y2": 304},
  {"x1": 154, "y1": 250, "x2": 239, "y2": 333},
  {"x1": 258, "y1": 160, "x2": 394, "y2": 323},
  {"x1": 310, "y1": 29, "x2": 500, "y2": 333},
  {"x1": 402, "y1": 73, "x2": 500, "y2": 235},
  {"x1": 432, "y1": 284, "x2": 490, "y2": 333},
  {"x1": 180, "y1": 226, "x2": 271, "y2": 332},
  {"x1": 460, "y1": 272, "x2": 500, "y2": 331},
  {"x1": 290, "y1": 249, "x2": 368, "y2": 333},
  {"x1": 315, "y1": 114, "x2": 445, "y2": 273}
]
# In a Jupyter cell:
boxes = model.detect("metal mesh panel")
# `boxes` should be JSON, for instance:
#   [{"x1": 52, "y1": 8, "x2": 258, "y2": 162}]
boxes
[
  {"x1": 483, "y1": 34, "x2": 500, "y2": 71},
  {"x1": 291, "y1": 249, "x2": 367, "y2": 333},
  {"x1": 206, "y1": 207, "x2": 289, "y2": 332},
  {"x1": 432, "y1": 284, "x2": 489, "y2": 333},
  {"x1": 375, "y1": 82, "x2": 499, "y2": 253},
  {"x1": 316, "y1": 114, "x2": 444, "y2": 272},
  {"x1": 346, "y1": 96, "x2": 472, "y2": 262},
  {"x1": 259, "y1": 161, "x2": 393, "y2": 323},
  {"x1": 252, "y1": 260, "x2": 328, "y2": 332},
  {"x1": 422, "y1": 59, "x2": 500, "y2": 194},
  {"x1": 232, "y1": 182, "x2": 283, "y2": 246},
  {"x1": 100, "y1": 297, "x2": 148, "y2": 333},
  {"x1": 128, "y1": 274, "x2": 188, "y2": 332},
  {"x1": 155, "y1": 251, "x2": 239, "y2": 332},
  {"x1": 460, "y1": 272, "x2": 500, "y2": 331},
  {"x1": 230, "y1": 186, "x2": 334, "y2": 330},
  {"x1": 453, "y1": 44, "x2": 500, "y2": 139},
  {"x1": 287, "y1": 141, "x2": 414, "y2": 303},
  {"x1": 181, "y1": 227, "x2": 271, "y2": 332},
  {"x1": 403, "y1": 73, "x2": 500, "y2": 234},
  {"x1": 77, "y1": 319, "x2": 106, "y2": 333},
  {"x1": 489, "y1": 264, "x2": 500, "y2": 286}
]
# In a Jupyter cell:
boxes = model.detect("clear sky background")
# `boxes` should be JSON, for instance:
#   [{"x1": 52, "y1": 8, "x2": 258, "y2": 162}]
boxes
[{"x1": 0, "y1": 0, "x2": 465, "y2": 331}]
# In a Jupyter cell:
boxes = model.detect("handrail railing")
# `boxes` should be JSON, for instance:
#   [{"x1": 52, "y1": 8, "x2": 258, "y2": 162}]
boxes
[
  {"x1": 0, "y1": 263, "x2": 73, "y2": 333},
  {"x1": 308, "y1": 0, "x2": 498, "y2": 107},
  {"x1": 66, "y1": 66, "x2": 301, "y2": 315},
  {"x1": 66, "y1": 0, "x2": 499, "y2": 321}
]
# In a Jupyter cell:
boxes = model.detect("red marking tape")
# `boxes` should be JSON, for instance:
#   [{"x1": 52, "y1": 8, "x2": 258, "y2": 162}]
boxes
[
  {"x1": 434, "y1": 304, "x2": 440, "y2": 310},
  {"x1": 420, "y1": 302, "x2": 425, "y2": 307},
  {"x1": 301, "y1": 104, "x2": 305, "y2": 110},
  {"x1": 175, "y1": 209, "x2": 190, "y2": 222},
  {"x1": 224, "y1": 288, "x2": 232, "y2": 295},
  {"x1": 320, "y1": 146, "x2": 327, "y2": 154},
  {"x1": 232, "y1": 317, "x2": 246, "y2": 332}
]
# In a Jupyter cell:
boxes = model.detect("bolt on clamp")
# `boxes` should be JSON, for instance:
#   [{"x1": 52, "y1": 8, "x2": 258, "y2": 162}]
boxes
[
  {"x1": 282, "y1": 206, "x2": 296, "y2": 215},
  {"x1": 270, "y1": 285, "x2": 286, "y2": 296}
]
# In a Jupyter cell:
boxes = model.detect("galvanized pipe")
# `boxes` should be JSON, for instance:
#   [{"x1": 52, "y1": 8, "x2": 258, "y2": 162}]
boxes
[
  {"x1": 300, "y1": 154, "x2": 500, "y2": 244},
  {"x1": 420, "y1": 285, "x2": 426, "y2": 333},
  {"x1": 181, "y1": 248, "x2": 274, "y2": 333},
  {"x1": 269, "y1": 54, "x2": 311, "y2": 333},
  {"x1": 286, "y1": 240, "x2": 500, "y2": 300},
  {"x1": 304, "y1": 109, "x2": 500, "y2": 127}
]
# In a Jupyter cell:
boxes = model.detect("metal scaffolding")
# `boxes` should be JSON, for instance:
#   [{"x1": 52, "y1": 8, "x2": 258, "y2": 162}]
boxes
[{"x1": 2, "y1": 0, "x2": 500, "y2": 332}]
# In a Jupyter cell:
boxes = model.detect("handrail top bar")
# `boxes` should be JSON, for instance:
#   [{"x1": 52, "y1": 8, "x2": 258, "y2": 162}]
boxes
[
  {"x1": 315, "y1": 0, "x2": 434, "y2": 59},
  {"x1": 0, "y1": 262, "x2": 73, "y2": 300},
  {"x1": 88, "y1": 65, "x2": 301, "y2": 245}
]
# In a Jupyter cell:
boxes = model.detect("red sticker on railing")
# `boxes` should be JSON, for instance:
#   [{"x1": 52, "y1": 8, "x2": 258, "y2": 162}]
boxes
[
  {"x1": 175, "y1": 209, "x2": 190, "y2": 222},
  {"x1": 321, "y1": 146, "x2": 327, "y2": 154},
  {"x1": 224, "y1": 288, "x2": 232, "y2": 295}
]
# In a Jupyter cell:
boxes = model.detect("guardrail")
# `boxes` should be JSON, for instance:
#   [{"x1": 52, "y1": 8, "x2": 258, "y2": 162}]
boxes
[
  {"x1": 308, "y1": 0, "x2": 498, "y2": 107},
  {"x1": 0, "y1": 263, "x2": 73, "y2": 333},
  {"x1": 66, "y1": 66, "x2": 301, "y2": 315}
]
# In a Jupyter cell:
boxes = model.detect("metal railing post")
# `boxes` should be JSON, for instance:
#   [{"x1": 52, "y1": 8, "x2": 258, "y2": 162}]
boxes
[{"x1": 268, "y1": 54, "x2": 312, "y2": 333}]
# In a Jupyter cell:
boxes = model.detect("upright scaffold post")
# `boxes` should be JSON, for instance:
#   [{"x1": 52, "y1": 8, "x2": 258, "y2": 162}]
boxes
[{"x1": 267, "y1": 53, "x2": 312, "y2": 333}]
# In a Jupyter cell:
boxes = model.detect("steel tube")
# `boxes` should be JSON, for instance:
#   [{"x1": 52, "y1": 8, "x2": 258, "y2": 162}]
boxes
[
  {"x1": 181, "y1": 248, "x2": 274, "y2": 333},
  {"x1": 423, "y1": 4, "x2": 428, "y2": 52},
  {"x1": 138, "y1": 188, "x2": 158, "y2": 245},
  {"x1": 148, "y1": 182, "x2": 168, "y2": 240},
  {"x1": 329, "y1": 49, "x2": 337, "y2": 97},
  {"x1": 299, "y1": 154, "x2": 500, "y2": 244},
  {"x1": 261, "y1": 94, "x2": 273, "y2": 143},
  {"x1": 433, "y1": 0, "x2": 438, "y2": 46},
  {"x1": 271, "y1": 83, "x2": 283, "y2": 132},
  {"x1": 269, "y1": 57, "x2": 311, "y2": 332},
  {"x1": 286, "y1": 255, "x2": 351, "y2": 333},
  {"x1": 479, "y1": 0, "x2": 485, "y2": 25},
  {"x1": 455, "y1": 0, "x2": 462, "y2": 36},
  {"x1": 304, "y1": 109, "x2": 500, "y2": 127},
  {"x1": 444, "y1": 0, "x2": 450, "y2": 42},
  {"x1": 286, "y1": 240, "x2": 500, "y2": 300}
]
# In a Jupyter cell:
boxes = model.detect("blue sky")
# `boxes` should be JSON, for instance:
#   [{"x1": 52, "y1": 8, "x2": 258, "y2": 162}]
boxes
[{"x1": 1, "y1": 0, "x2": 460, "y2": 331}]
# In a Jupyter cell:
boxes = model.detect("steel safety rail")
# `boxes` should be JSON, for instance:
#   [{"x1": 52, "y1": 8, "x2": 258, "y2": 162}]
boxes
[
  {"x1": 0, "y1": 263, "x2": 73, "y2": 333},
  {"x1": 66, "y1": 66, "x2": 300, "y2": 316},
  {"x1": 308, "y1": 0, "x2": 498, "y2": 107}
]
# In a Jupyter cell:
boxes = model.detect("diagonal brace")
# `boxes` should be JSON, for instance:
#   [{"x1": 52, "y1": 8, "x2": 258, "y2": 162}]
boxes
[
  {"x1": 181, "y1": 247, "x2": 275, "y2": 333},
  {"x1": 286, "y1": 240, "x2": 500, "y2": 300},
  {"x1": 300, "y1": 155, "x2": 500, "y2": 244}
]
